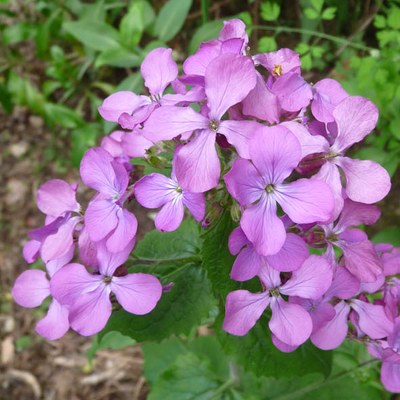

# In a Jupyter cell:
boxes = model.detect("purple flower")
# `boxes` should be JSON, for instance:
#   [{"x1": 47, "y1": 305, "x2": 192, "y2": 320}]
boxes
[
  {"x1": 322, "y1": 199, "x2": 383, "y2": 282},
  {"x1": 23, "y1": 179, "x2": 82, "y2": 275},
  {"x1": 80, "y1": 147, "x2": 137, "y2": 253},
  {"x1": 12, "y1": 269, "x2": 69, "y2": 340},
  {"x1": 223, "y1": 255, "x2": 333, "y2": 347},
  {"x1": 228, "y1": 227, "x2": 309, "y2": 281},
  {"x1": 142, "y1": 52, "x2": 259, "y2": 192},
  {"x1": 253, "y1": 48, "x2": 301, "y2": 77},
  {"x1": 311, "y1": 268, "x2": 393, "y2": 350},
  {"x1": 50, "y1": 241, "x2": 162, "y2": 336},
  {"x1": 134, "y1": 165, "x2": 205, "y2": 232},
  {"x1": 368, "y1": 318, "x2": 400, "y2": 393},
  {"x1": 99, "y1": 48, "x2": 204, "y2": 129},
  {"x1": 311, "y1": 96, "x2": 391, "y2": 213},
  {"x1": 224, "y1": 125, "x2": 334, "y2": 256}
]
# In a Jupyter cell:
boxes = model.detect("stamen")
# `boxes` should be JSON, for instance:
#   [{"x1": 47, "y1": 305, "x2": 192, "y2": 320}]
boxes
[
  {"x1": 103, "y1": 276, "x2": 112, "y2": 284},
  {"x1": 265, "y1": 184, "x2": 275, "y2": 194},
  {"x1": 209, "y1": 120, "x2": 219, "y2": 132},
  {"x1": 269, "y1": 287, "x2": 280, "y2": 297},
  {"x1": 272, "y1": 64, "x2": 283, "y2": 77}
]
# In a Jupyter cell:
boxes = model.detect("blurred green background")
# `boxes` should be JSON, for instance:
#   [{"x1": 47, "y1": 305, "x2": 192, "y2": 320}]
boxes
[{"x1": 1, "y1": 1, "x2": 400, "y2": 399}]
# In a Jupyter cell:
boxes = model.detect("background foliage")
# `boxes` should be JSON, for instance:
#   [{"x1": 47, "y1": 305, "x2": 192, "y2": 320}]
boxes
[{"x1": 1, "y1": 0, "x2": 400, "y2": 398}]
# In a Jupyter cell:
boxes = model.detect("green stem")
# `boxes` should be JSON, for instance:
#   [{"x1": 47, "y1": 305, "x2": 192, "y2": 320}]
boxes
[
  {"x1": 271, "y1": 359, "x2": 379, "y2": 400},
  {"x1": 251, "y1": 25, "x2": 376, "y2": 52},
  {"x1": 201, "y1": 0, "x2": 210, "y2": 24},
  {"x1": 210, "y1": 378, "x2": 236, "y2": 400}
]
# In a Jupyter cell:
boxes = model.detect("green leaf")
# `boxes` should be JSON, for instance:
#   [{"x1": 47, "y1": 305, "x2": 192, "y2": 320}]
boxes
[
  {"x1": 155, "y1": 0, "x2": 192, "y2": 42},
  {"x1": 372, "y1": 228, "x2": 400, "y2": 247},
  {"x1": 63, "y1": 20, "x2": 121, "y2": 51},
  {"x1": 44, "y1": 103, "x2": 83, "y2": 129},
  {"x1": 101, "y1": 264, "x2": 215, "y2": 342},
  {"x1": 261, "y1": 1, "x2": 280, "y2": 21},
  {"x1": 189, "y1": 19, "x2": 224, "y2": 54},
  {"x1": 116, "y1": 72, "x2": 144, "y2": 93},
  {"x1": 87, "y1": 331, "x2": 135, "y2": 361},
  {"x1": 374, "y1": 15, "x2": 386, "y2": 29},
  {"x1": 310, "y1": 0, "x2": 324, "y2": 12},
  {"x1": 119, "y1": 0, "x2": 155, "y2": 48},
  {"x1": 258, "y1": 36, "x2": 277, "y2": 52},
  {"x1": 354, "y1": 147, "x2": 398, "y2": 177},
  {"x1": 2, "y1": 23, "x2": 34, "y2": 45},
  {"x1": 143, "y1": 338, "x2": 187, "y2": 385},
  {"x1": 0, "y1": 84, "x2": 12, "y2": 113},
  {"x1": 217, "y1": 316, "x2": 333, "y2": 379},
  {"x1": 95, "y1": 47, "x2": 141, "y2": 68},
  {"x1": 304, "y1": 7, "x2": 320, "y2": 20},
  {"x1": 322, "y1": 7, "x2": 336, "y2": 20},
  {"x1": 387, "y1": 7, "x2": 400, "y2": 30},
  {"x1": 148, "y1": 352, "x2": 221, "y2": 400},
  {"x1": 201, "y1": 210, "x2": 238, "y2": 300},
  {"x1": 134, "y1": 219, "x2": 202, "y2": 262},
  {"x1": 70, "y1": 123, "x2": 99, "y2": 167}
]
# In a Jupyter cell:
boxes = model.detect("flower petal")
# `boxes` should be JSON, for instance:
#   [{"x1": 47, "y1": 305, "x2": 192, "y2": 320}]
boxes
[
  {"x1": 223, "y1": 290, "x2": 270, "y2": 336},
  {"x1": 381, "y1": 362, "x2": 400, "y2": 393},
  {"x1": 266, "y1": 233, "x2": 309, "y2": 272},
  {"x1": 224, "y1": 158, "x2": 264, "y2": 206},
  {"x1": 174, "y1": 131, "x2": 220, "y2": 193},
  {"x1": 311, "y1": 301, "x2": 350, "y2": 350},
  {"x1": 142, "y1": 106, "x2": 208, "y2": 143},
  {"x1": 37, "y1": 179, "x2": 79, "y2": 217},
  {"x1": 241, "y1": 196, "x2": 286, "y2": 256},
  {"x1": 155, "y1": 198, "x2": 184, "y2": 232},
  {"x1": 269, "y1": 297, "x2": 312, "y2": 346},
  {"x1": 351, "y1": 300, "x2": 393, "y2": 339},
  {"x1": 182, "y1": 192, "x2": 206, "y2": 222},
  {"x1": 85, "y1": 198, "x2": 119, "y2": 242},
  {"x1": 275, "y1": 178, "x2": 334, "y2": 224},
  {"x1": 35, "y1": 300, "x2": 69, "y2": 340},
  {"x1": 230, "y1": 245, "x2": 263, "y2": 281},
  {"x1": 205, "y1": 53, "x2": 256, "y2": 120},
  {"x1": 337, "y1": 157, "x2": 391, "y2": 204},
  {"x1": 68, "y1": 285, "x2": 112, "y2": 336},
  {"x1": 228, "y1": 227, "x2": 249, "y2": 255},
  {"x1": 50, "y1": 263, "x2": 103, "y2": 305},
  {"x1": 106, "y1": 208, "x2": 137, "y2": 253},
  {"x1": 111, "y1": 273, "x2": 162, "y2": 315},
  {"x1": 134, "y1": 173, "x2": 178, "y2": 209},
  {"x1": 280, "y1": 255, "x2": 332, "y2": 299},
  {"x1": 98, "y1": 91, "x2": 149, "y2": 122},
  {"x1": 141, "y1": 48, "x2": 178, "y2": 96},
  {"x1": 242, "y1": 72, "x2": 280, "y2": 124},
  {"x1": 218, "y1": 120, "x2": 262, "y2": 159},
  {"x1": 332, "y1": 96, "x2": 378, "y2": 152},
  {"x1": 272, "y1": 72, "x2": 313, "y2": 112},
  {"x1": 80, "y1": 148, "x2": 128, "y2": 198},
  {"x1": 122, "y1": 130, "x2": 153, "y2": 158},
  {"x1": 249, "y1": 125, "x2": 302, "y2": 184},
  {"x1": 12, "y1": 270, "x2": 50, "y2": 308}
]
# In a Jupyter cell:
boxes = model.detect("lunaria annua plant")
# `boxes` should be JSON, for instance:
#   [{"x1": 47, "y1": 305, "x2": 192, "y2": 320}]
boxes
[{"x1": 13, "y1": 19, "x2": 400, "y2": 393}]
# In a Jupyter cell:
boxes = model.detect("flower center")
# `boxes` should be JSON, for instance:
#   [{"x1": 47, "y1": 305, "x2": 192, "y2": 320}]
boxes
[
  {"x1": 272, "y1": 64, "x2": 282, "y2": 77},
  {"x1": 175, "y1": 186, "x2": 183, "y2": 194},
  {"x1": 327, "y1": 233, "x2": 339, "y2": 243},
  {"x1": 103, "y1": 276, "x2": 112, "y2": 284},
  {"x1": 265, "y1": 184, "x2": 275, "y2": 194},
  {"x1": 269, "y1": 287, "x2": 280, "y2": 297},
  {"x1": 209, "y1": 120, "x2": 219, "y2": 132}
]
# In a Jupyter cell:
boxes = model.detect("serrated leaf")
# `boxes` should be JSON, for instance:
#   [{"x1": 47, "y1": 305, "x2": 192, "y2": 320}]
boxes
[
  {"x1": 63, "y1": 20, "x2": 121, "y2": 51},
  {"x1": 134, "y1": 219, "x2": 202, "y2": 262},
  {"x1": 201, "y1": 211, "x2": 238, "y2": 300},
  {"x1": 95, "y1": 47, "x2": 141, "y2": 68},
  {"x1": 322, "y1": 7, "x2": 336, "y2": 20},
  {"x1": 217, "y1": 316, "x2": 333, "y2": 379},
  {"x1": 189, "y1": 19, "x2": 224, "y2": 54},
  {"x1": 261, "y1": 1, "x2": 280, "y2": 21},
  {"x1": 100, "y1": 264, "x2": 215, "y2": 342},
  {"x1": 155, "y1": 0, "x2": 192, "y2": 42}
]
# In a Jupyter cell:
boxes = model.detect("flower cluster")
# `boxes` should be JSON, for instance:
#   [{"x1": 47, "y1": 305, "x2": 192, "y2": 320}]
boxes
[{"x1": 13, "y1": 19, "x2": 400, "y2": 392}]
